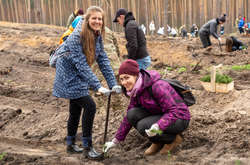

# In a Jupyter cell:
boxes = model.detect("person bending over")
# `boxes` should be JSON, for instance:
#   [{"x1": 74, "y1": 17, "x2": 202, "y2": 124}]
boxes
[
  {"x1": 104, "y1": 59, "x2": 190, "y2": 155},
  {"x1": 199, "y1": 14, "x2": 226, "y2": 49}
]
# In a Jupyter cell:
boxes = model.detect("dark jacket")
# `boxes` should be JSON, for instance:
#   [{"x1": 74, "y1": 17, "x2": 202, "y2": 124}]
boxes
[
  {"x1": 231, "y1": 36, "x2": 244, "y2": 51},
  {"x1": 123, "y1": 12, "x2": 149, "y2": 60},
  {"x1": 199, "y1": 18, "x2": 220, "y2": 39}
]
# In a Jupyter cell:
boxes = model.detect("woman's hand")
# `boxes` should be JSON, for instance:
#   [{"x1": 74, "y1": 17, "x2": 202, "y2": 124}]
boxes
[
  {"x1": 112, "y1": 85, "x2": 122, "y2": 94},
  {"x1": 145, "y1": 123, "x2": 162, "y2": 137},
  {"x1": 98, "y1": 87, "x2": 111, "y2": 96},
  {"x1": 103, "y1": 138, "x2": 118, "y2": 153}
]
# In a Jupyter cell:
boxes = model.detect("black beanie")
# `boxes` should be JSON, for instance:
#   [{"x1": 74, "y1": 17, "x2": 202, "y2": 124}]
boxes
[{"x1": 219, "y1": 14, "x2": 227, "y2": 23}]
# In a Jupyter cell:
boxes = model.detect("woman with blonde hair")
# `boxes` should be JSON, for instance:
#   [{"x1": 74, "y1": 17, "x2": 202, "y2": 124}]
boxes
[{"x1": 53, "y1": 6, "x2": 121, "y2": 160}]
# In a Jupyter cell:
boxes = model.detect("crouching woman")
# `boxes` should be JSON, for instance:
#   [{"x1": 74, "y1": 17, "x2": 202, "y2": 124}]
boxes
[{"x1": 104, "y1": 59, "x2": 191, "y2": 155}]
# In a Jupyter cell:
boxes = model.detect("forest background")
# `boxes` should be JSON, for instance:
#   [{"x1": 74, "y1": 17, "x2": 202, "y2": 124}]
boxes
[{"x1": 0, "y1": 0, "x2": 249, "y2": 34}]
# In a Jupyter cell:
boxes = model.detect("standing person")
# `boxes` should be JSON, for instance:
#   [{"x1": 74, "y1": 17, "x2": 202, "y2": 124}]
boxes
[
  {"x1": 190, "y1": 24, "x2": 199, "y2": 37},
  {"x1": 149, "y1": 20, "x2": 156, "y2": 35},
  {"x1": 104, "y1": 59, "x2": 190, "y2": 155},
  {"x1": 53, "y1": 6, "x2": 121, "y2": 160},
  {"x1": 199, "y1": 14, "x2": 226, "y2": 48},
  {"x1": 66, "y1": 8, "x2": 84, "y2": 28},
  {"x1": 113, "y1": 8, "x2": 151, "y2": 70},
  {"x1": 179, "y1": 25, "x2": 188, "y2": 39},
  {"x1": 238, "y1": 16, "x2": 245, "y2": 34}
]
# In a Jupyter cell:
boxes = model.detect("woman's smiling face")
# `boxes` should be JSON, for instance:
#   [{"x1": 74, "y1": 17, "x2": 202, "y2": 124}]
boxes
[
  {"x1": 119, "y1": 74, "x2": 137, "y2": 91},
  {"x1": 88, "y1": 11, "x2": 103, "y2": 32}
]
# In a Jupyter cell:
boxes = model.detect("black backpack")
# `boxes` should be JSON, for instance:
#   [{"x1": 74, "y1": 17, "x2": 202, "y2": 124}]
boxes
[{"x1": 148, "y1": 78, "x2": 195, "y2": 106}]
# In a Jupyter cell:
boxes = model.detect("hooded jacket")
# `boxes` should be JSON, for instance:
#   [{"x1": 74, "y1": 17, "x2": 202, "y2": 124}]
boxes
[
  {"x1": 231, "y1": 36, "x2": 244, "y2": 50},
  {"x1": 199, "y1": 18, "x2": 220, "y2": 39},
  {"x1": 115, "y1": 70, "x2": 190, "y2": 142},
  {"x1": 123, "y1": 12, "x2": 149, "y2": 60}
]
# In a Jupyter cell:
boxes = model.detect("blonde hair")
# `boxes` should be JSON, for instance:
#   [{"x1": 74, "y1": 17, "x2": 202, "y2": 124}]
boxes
[{"x1": 80, "y1": 6, "x2": 105, "y2": 66}]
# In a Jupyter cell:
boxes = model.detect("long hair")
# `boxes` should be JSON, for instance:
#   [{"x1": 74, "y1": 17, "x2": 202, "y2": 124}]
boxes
[
  {"x1": 225, "y1": 37, "x2": 233, "y2": 52},
  {"x1": 80, "y1": 6, "x2": 105, "y2": 66}
]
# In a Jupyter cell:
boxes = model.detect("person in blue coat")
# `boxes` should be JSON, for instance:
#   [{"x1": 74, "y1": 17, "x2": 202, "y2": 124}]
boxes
[
  {"x1": 52, "y1": 6, "x2": 121, "y2": 160},
  {"x1": 238, "y1": 16, "x2": 245, "y2": 34}
]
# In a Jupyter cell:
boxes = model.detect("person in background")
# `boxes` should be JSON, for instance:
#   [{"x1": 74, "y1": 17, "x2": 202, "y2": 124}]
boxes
[
  {"x1": 190, "y1": 24, "x2": 199, "y2": 37},
  {"x1": 149, "y1": 20, "x2": 156, "y2": 35},
  {"x1": 220, "y1": 24, "x2": 225, "y2": 35},
  {"x1": 104, "y1": 59, "x2": 190, "y2": 156},
  {"x1": 157, "y1": 27, "x2": 165, "y2": 35},
  {"x1": 141, "y1": 24, "x2": 146, "y2": 35},
  {"x1": 235, "y1": 15, "x2": 240, "y2": 29},
  {"x1": 238, "y1": 15, "x2": 245, "y2": 34},
  {"x1": 113, "y1": 8, "x2": 151, "y2": 70},
  {"x1": 66, "y1": 8, "x2": 84, "y2": 28},
  {"x1": 179, "y1": 25, "x2": 188, "y2": 39},
  {"x1": 53, "y1": 6, "x2": 121, "y2": 160},
  {"x1": 167, "y1": 25, "x2": 177, "y2": 37},
  {"x1": 59, "y1": 15, "x2": 83, "y2": 44},
  {"x1": 225, "y1": 36, "x2": 246, "y2": 52},
  {"x1": 198, "y1": 14, "x2": 226, "y2": 49},
  {"x1": 243, "y1": 22, "x2": 250, "y2": 35},
  {"x1": 247, "y1": 22, "x2": 250, "y2": 35}
]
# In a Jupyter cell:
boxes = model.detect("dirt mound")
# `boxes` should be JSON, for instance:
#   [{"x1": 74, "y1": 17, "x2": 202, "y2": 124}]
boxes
[{"x1": 0, "y1": 21, "x2": 250, "y2": 165}]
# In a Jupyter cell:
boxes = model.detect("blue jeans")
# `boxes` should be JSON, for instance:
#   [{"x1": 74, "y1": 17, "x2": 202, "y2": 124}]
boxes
[{"x1": 136, "y1": 56, "x2": 151, "y2": 70}]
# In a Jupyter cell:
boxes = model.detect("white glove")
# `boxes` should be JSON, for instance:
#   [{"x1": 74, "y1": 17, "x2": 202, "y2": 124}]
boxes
[
  {"x1": 145, "y1": 123, "x2": 162, "y2": 137},
  {"x1": 103, "y1": 140, "x2": 117, "y2": 153},
  {"x1": 218, "y1": 37, "x2": 222, "y2": 42},
  {"x1": 98, "y1": 87, "x2": 111, "y2": 96},
  {"x1": 111, "y1": 85, "x2": 122, "y2": 94}
]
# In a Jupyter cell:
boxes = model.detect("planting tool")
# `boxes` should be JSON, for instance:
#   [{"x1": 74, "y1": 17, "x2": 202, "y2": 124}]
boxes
[
  {"x1": 103, "y1": 93, "x2": 112, "y2": 144},
  {"x1": 218, "y1": 40, "x2": 222, "y2": 52}
]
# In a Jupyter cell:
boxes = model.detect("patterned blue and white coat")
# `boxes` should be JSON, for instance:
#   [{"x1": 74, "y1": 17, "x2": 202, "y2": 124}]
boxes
[{"x1": 53, "y1": 18, "x2": 117, "y2": 99}]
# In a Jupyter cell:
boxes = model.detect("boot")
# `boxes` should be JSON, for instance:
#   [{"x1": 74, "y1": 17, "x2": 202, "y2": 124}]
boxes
[
  {"x1": 83, "y1": 146, "x2": 104, "y2": 160},
  {"x1": 67, "y1": 144, "x2": 83, "y2": 153},
  {"x1": 82, "y1": 137, "x2": 104, "y2": 160},
  {"x1": 66, "y1": 136, "x2": 83, "y2": 154},
  {"x1": 144, "y1": 143, "x2": 163, "y2": 156},
  {"x1": 160, "y1": 134, "x2": 183, "y2": 154}
]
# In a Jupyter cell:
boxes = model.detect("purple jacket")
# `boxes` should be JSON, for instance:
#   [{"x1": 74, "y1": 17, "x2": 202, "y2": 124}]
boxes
[{"x1": 115, "y1": 70, "x2": 191, "y2": 142}]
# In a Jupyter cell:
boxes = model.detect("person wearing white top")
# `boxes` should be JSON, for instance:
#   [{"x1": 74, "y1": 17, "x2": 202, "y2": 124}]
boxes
[{"x1": 149, "y1": 21, "x2": 156, "y2": 35}]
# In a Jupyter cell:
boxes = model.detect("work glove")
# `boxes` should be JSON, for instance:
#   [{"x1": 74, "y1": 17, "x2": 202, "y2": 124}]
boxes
[
  {"x1": 218, "y1": 37, "x2": 222, "y2": 42},
  {"x1": 111, "y1": 85, "x2": 122, "y2": 94},
  {"x1": 98, "y1": 87, "x2": 111, "y2": 96},
  {"x1": 103, "y1": 138, "x2": 118, "y2": 153},
  {"x1": 145, "y1": 123, "x2": 162, "y2": 137}
]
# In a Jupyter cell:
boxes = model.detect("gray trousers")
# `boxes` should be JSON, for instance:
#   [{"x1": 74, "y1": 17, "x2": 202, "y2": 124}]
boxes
[{"x1": 199, "y1": 32, "x2": 211, "y2": 48}]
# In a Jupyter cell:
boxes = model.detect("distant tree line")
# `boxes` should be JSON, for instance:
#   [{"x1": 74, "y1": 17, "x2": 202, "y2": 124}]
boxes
[{"x1": 0, "y1": 0, "x2": 249, "y2": 34}]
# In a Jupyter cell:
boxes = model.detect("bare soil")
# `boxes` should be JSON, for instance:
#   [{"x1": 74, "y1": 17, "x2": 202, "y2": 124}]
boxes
[{"x1": 0, "y1": 21, "x2": 250, "y2": 165}]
